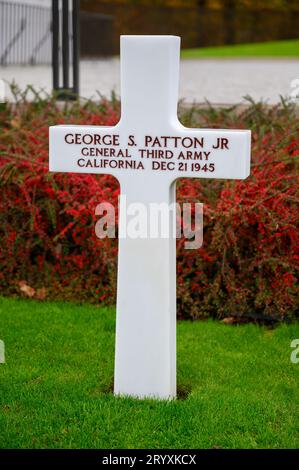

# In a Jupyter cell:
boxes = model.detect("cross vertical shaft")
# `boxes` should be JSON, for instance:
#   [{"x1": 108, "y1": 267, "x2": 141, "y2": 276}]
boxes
[
  {"x1": 114, "y1": 36, "x2": 181, "y2": 398},
  {"x1": 114, "y1": 179, "x2": 177, "y2": 399}
]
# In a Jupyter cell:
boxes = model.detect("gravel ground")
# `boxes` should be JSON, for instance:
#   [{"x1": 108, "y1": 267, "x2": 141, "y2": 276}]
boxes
[{"x1": 1, "y1": 58, "x2": 298, "y2": 104}]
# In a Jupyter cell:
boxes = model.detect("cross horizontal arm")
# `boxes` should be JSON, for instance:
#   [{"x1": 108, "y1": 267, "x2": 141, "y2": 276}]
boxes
[{"x1": 49, "y1": 124, "x2": 250, "y2": 182}]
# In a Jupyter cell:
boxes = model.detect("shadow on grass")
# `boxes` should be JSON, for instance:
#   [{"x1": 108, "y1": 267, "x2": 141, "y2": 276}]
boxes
[{"x1": 98, "y1": 377, "x2": 192, "y2": 401}]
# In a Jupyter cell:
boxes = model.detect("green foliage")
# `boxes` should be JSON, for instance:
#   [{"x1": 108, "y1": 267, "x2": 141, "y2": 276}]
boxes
[{"x1": 182, "y1": 39, "x2": 299, "y2": 58}]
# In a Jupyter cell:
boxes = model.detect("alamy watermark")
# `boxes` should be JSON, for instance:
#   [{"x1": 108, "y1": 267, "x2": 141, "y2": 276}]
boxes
[
  {"x1": 289, "y1": 79, "x2": 299, "y2": 103},
  {"x1": 0, "y1": 79, "x2": 5, "y2": 103},
  {"x1": 0, "y1": 340, "x2": 5, "y2": 364},
  {"x1": 95, "y1": 197, "x2": 203, "y2": 249},
  {"x1": 290, "y1": 339, "x2": 299, "y2": 364}
]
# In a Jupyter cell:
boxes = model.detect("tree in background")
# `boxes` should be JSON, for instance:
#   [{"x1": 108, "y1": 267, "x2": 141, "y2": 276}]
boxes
[
  {"x1": 82, "y1": 0, "x2": 299, "y2": 8},
  {"x1": 81, "y1": 0, "x2": 299, "y2": 49}
]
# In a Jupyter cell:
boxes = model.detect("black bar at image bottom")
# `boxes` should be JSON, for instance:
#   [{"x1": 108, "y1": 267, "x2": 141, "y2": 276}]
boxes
[{"x1": 0, "y1": 449, "x2": 298, "y2": 466}]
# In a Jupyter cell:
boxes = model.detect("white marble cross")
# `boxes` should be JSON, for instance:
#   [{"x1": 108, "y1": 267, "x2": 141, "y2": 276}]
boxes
[{"x1": 49, "y1": 35, "x2": 251, "y2": 399}]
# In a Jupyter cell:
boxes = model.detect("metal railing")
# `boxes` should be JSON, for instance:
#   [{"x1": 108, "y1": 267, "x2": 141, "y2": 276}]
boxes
[
  {"x1": 0, "y1": 0, "x2": 80, "y2": 97},
  {"x1": 52, "y1": 0, "x2": 79, "y2": 98},
  {"x1": 0, "y1": 0, "x2": 52, "y2": 66}
]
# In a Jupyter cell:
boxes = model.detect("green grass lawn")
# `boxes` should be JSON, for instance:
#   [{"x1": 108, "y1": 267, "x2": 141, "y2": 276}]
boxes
[
  {"x1": 181, "y1": 39, "x2": 299, "y2": 58},
  {"x1": 0, "y1": 297, "x2": 298, "y2": 449}
]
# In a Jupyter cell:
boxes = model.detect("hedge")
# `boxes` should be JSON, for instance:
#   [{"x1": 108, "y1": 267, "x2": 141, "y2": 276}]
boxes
[{"x1": 0, "y1": 88, "x2": 298, "y2": 322}]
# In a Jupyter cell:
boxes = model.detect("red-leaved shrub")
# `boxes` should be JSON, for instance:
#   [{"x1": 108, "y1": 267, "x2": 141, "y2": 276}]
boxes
[{"x1": 0, "y1": 89, "x2": 298, "y2": 322}]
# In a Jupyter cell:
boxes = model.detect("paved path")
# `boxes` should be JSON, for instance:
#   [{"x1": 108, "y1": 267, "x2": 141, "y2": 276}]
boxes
[{"x1": 1, "y1": 59, "x2": 298, "y2": 104}]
